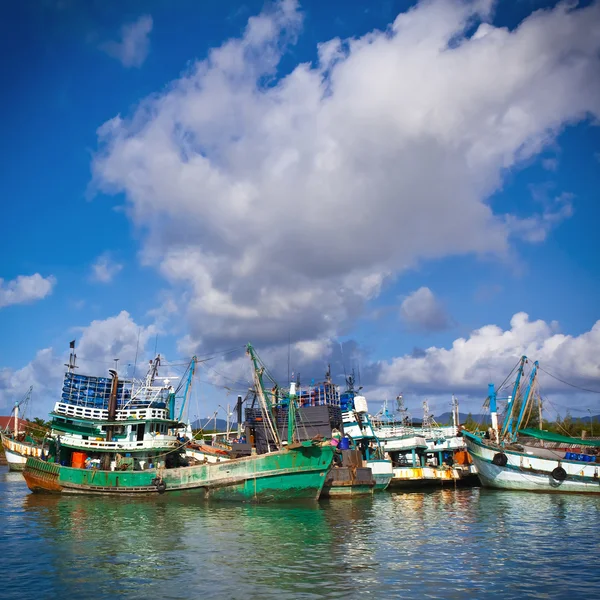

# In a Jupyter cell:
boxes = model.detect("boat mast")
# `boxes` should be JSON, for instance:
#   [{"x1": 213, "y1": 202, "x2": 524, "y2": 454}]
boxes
[
  {"x1": 146, "y1": 355, "x2": 161, "y2": 387},
  {"x1": 287, "y1": 380, "x2": 297, "y2": 445},
  {"x1": 511, "y1": 361, "x2": 539, "y2": 441},
  {"x1": 488, "y1": 383, "x2": 499, "y2": 440},
  {"x1": 501, "y1": 355, "x2": 527, "y2": 439},
  {"x1": 105, "y1": 369, "x2": 119, "y2": 438},
  {"x1": 246, "y1": 343, "x2": 282, "y2": 450},
  {"x1": 14, "y1": 399, "x2": 18, "y2": 436},
  {"x1": 452, "y1": 395, "x2": 460, "y2": 430},
  {"x1": 10, "y1": 386, "x2": 33, "y2": 437},
  {"x1": 422, "y1": 400, "x2": 433, "y2": 429},
  {"x1": 396, "y1": 394, "x2": 411, "y2": 426},
  {"x1": 177, "y1": 356, "x2": 197, "y2": 421},
  {"x1": 236, "y1": 395, "x2": 243, "y2": 438},
  {"x1": 64, "y1": 340, "x2": 78, "y2": 406},
  {"x1": 65, "y1": 340, "x2": 78, "y2": 373}
]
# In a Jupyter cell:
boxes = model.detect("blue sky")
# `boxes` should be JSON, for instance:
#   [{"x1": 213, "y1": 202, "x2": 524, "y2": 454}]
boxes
[{"x1": 1, "y1": 0, "x2": 599, "y2": 421}]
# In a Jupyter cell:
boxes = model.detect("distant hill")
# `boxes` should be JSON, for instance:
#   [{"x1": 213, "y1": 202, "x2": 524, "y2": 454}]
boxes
[
  {"x1": 433, "y1": 412, "x2": 491, "y2": 426},
  {"x1": 578, "y1": 414, "x2": 600, "y2": 423},
  {"x1": 191, "y1": 417, "x2": 238, "y2": 431},
  {"x1": 433, "y1": 413, "x2": 600, "y2": 427}
]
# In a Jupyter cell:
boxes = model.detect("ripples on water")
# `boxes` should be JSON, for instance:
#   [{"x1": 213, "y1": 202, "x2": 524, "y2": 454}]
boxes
[{"x1": 1, "y1": 466, "x2": 599, "y2": 599}]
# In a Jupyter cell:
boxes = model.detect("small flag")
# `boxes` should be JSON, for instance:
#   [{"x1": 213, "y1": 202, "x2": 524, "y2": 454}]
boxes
[{"x1": 69, "y1": 340, "x2": 76, "y2": 349}]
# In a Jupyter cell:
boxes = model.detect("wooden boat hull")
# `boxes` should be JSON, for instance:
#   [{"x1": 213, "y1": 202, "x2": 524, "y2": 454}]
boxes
[
  {"x1": 366, "y1": 459, "x2": 393, "y2": 491},
  {"x1": 4, "y1": 448, "x2": 27, "y2": 471},
  {"x1": 321, "y1": 465, "x2": 375, "y2": 497},
  {"x1": 1, "y1": 432, "x2": 43, "y2": 471},
  {"x1": 387, "y1": 464, "x2": 478, "y2": 490},
  {"x1": 320, "y1": 483, "x2": 374, "y2": 497},
  {"x1": 23, "y1": 443, "x2": 335, "y2": 501},
  {"x1": 464, "y1": 433, "x2": 600, "y2": 494}
]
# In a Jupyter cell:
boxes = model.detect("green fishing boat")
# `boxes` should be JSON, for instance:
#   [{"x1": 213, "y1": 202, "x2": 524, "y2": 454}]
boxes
[{"x1": 22, "y1": 343, "x2": 334, "y2": 501}]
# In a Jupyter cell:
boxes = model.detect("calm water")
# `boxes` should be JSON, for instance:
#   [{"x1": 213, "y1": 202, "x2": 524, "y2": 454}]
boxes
[{"x1": 1, "y1": 466, "x2": 599, "y2": 599}]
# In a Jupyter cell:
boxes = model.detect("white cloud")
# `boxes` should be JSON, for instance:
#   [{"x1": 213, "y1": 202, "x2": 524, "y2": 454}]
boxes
[
  {"x1": 506, "y1": 190, "x2": 574, "y2": 243},
  {"x1": 0, "y1": 273, "x2": 56, "y2": 309},
  {"x1": 378, "y1": 312, "x2": 600, "y2": 397},
  {"x1": 90, "y1": 253, "x2": 123, "y2": 283},
  {"x1": 0, "y1": 348, "x2": 60, "y2": 415},
  {"x1": 400, "y1": 287, "x2": 450, "y2": 332},
  {"x1": 92, "y1": 0, "x2": 600, "y2": 353},
  {"x1": 73, "y1": 310, "x2": 158, "y2": 373},
  {"x1": 100, "y1": 15, "x2": 153, "y2": 68},
  {"x1": 0, "y1": 311, "x2": 161, "y2": 415},
  {"x1": 542, "y1": 157, "x2": 559, "y2": 171}
]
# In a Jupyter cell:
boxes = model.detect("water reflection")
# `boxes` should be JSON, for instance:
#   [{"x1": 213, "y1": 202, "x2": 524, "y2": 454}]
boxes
[
  {"x1": 2, "y1": 466, "x2": 600, "y2": 600},
  {"x1": 17, "y1": 494, "x2": 344, "y2": 600}
]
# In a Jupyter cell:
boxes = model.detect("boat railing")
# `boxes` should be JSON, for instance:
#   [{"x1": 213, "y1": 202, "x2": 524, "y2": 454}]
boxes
[
  {"x1": 1, "y1": 435, "x2": 44, "y2": 457},
  {"x1": 53, "y1": 402, "x2": 169, "y2": 422},
  {"x1": 56, "y1": 433, "x2": 180, "y2": 452},
  {"x1": 373, "y1": 423, "x2": 418, "y2": 439}
]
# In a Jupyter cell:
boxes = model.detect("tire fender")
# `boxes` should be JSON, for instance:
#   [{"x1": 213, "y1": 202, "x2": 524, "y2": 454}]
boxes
[{"x1": 492, "y1": 452, "x2": 508, "y2": 467}]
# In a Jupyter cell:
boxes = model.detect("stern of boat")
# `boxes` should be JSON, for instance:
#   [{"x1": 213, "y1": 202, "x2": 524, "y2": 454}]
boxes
[
  {"x1": 23, "y1": 457, "x2": 62, "y2": 493},
  {"x1": 366, "y1": 459, "x2": 393, "y2": 491}
]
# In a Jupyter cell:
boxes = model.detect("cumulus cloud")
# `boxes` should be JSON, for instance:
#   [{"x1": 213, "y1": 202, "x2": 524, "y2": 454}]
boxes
[
  {"x1": 0, "y1": 311, "x2": 159, "y2": 415},
  {"x1": 0, "y1": 273, "x2": 56, "y2": 308},
  {"x1": 92, "y1": 0, "x2": 600, "y2": 354},
  {"x1": 0, "y1": 348, "x2": 60, "y2": 414},
  {"x1": 400, "y1": 287, "x2": 450, "y2": 332},
  {"x1": 90, "y1": 253, "x2": 123, "y2": 283},
  {"x1": 378, "y1": 312, "x2": 600, "y2": 398},
  {"x1": 73, "y1": 311, "x2": 159, "y2": 372},
  {"x1": 100, "y1": 15, "x2": 153, "y2": 68}
]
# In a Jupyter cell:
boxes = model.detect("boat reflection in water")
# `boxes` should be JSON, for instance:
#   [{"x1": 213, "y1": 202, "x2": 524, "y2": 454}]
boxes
[
  {"x1": 8, "y1": 484, "x2": 600, "y2": 600},
  {"x1": 20, "y1": 494, "x2": 347, "y2": 599}
]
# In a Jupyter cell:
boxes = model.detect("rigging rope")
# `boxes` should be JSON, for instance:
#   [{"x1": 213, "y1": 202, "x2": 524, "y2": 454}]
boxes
[{"x1": 538, "y1": 366, "x2": 600, "y2": 395}]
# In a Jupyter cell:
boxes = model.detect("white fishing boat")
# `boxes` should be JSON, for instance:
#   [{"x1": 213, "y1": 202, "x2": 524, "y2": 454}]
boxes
[
  {"x1": 463, "y1": 356, "x2": 600, "y2": 493},
  {"x1": 372, "y1": 396, "x2": 477, "y2": 488},
  {"x1": 1, "y1": 387, "x2": 45, "y2": 471},
  {"x1": 185, "y1": 441, "x2": 232, "y2": 464},
  {"x1": 337, "y1": 372, "x2": 393, "y2": 491}
]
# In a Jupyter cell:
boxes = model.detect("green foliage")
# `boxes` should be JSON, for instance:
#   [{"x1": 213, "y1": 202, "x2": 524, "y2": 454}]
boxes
[
  {"x1": 463, "y1": 412, "x2": 478, "y2": 431},
  {"x1": 545, "y1": 412, "x2": 596, "y2": 437},
  {"x1": 25, "y1": 417, "x2": 50, "y2": 440}
]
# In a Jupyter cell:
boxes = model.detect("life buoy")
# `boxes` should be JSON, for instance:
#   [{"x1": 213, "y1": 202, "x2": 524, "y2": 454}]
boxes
[
  {"x1": 492, "y1": 452, "x2": 508, "y2": 467},
  {"x1": 156, "y1": 481, "x2": 167, "y2": 494},
  {"x1": 551, "y1": 466, "x2": 567, "y2": 482}
]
